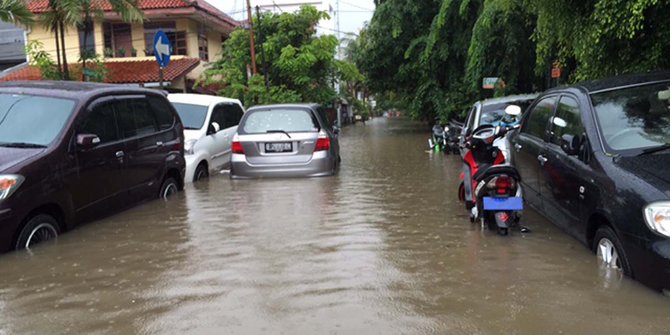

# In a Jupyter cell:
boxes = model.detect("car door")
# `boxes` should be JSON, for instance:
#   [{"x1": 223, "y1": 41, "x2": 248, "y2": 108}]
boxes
[
  {"x1": 511, "y1": 96, "x2": 557, "y2": 210},
  {"x1": 539, "y1": 95, "x2": 592, "y2": 236},
  {"x1": 70, "y1": 97, "x2": 126, "y2": 220},
  {"x1": 219, "y1": 102, "x2": 245, "y2": 168},
  {"x1": 205, "y1": 104, "x2": 229, "y2": 170},
  {"x1": 115, "y1": 95, "x2": 163, "y2": 200}
]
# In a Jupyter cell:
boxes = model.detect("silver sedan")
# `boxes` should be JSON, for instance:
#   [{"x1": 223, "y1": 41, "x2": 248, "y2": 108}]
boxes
[{"x1": 230, "y1": 103, "x2": 340, "y2": 178}]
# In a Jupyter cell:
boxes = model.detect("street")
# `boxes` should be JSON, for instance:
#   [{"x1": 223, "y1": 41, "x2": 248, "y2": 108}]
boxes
[{"x1": 0, "y1": 117, "x2": 668, "y2": 334}]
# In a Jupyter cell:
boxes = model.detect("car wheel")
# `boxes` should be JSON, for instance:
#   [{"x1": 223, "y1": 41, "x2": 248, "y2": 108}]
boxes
[
  {"x1": 194, "y1": 163, "x2": 209, "y2": 182},
  {"x1": 593, "y1": 226, "x2": 632, "y2": 276},
  {"x1": 15, "y1": 214, "x2": 59, "y2": 250},
  {"x1": 159, "y1": 177, "x2": 179, "y2": 199}
]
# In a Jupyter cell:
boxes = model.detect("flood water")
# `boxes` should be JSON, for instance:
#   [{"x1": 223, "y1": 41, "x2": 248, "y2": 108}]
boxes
[{"x1": 1, "y1": 117, "x2": 669, "y2": 334}]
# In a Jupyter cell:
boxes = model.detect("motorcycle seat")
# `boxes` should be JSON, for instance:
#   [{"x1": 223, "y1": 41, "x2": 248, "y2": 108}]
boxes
[{"x1": 474, "y1": 164, "x2": 521, "y2": 182}]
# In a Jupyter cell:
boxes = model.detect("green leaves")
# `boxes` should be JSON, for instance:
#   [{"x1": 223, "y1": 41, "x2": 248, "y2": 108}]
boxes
[
  {"x1": 0, "y1": 0, "x2": 34, "y2": 26},
  {"x1": 198, "y1": 5, "x2": 351, "y2": 108}
]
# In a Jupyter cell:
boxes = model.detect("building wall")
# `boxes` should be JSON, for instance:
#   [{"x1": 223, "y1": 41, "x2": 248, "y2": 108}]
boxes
[{"x1": 27, "y1": 24, "x2": 81, "y2": 63}]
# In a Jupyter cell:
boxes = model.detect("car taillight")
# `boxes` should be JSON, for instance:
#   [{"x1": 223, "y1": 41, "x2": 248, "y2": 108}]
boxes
[
  {"x1": 315, "y1": 137, "x2": 330, "y2": 151},
  {"x1": 232, "y1": 141, "x2": 244, "y2": 154},
  {"x1": 495, "y1": 176, "x2": 512, "y2": 195}
]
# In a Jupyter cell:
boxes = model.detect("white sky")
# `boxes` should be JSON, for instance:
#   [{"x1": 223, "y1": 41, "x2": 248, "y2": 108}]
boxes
[{"x1": 208, "y1": 0, "x2": 375, "y2": 36}]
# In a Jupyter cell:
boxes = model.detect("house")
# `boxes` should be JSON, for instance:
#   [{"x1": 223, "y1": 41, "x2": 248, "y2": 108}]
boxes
[{"x1": 1, "y1": 0, "x2": 239, "y2": 91}]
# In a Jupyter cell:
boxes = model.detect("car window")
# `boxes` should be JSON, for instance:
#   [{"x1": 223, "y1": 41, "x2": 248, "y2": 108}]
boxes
[
  {"x1": 550, "y1": 96, "x2": 584, "y2": 146},
  {"x1": 172, "y1": 102, "x2": 208, "y2": 130},
  {"x1": 316, "y1": 106, "x2": 332, "y2": 130},
  {"x1": 464, "y1": 105, "x2": 477, "y2": 134},
  {"x1": 210, "y1": 105, "x2": 226, "y2": 130},
  {"x1": 79, "y1": 101, "x2": 119, "y2": 144},
  {"x1": 115, "y1": 98, "x2": 158, "y2": 138},
  {"x1": 479, "y1": 102, "x2": 523, "y2": 128},
  {"x1": 220, "y1": 103, "x2": 244, "y2": 129},
  {"x1": 0, "y1": 94, "x2": 75, "y2": 146},
  {"x1": 522, "y1": 96, "x2": 556, "y2": 140},
  {"x1": 241, "y1": 108, "x2": 319, "y2": 134},
  {"x1": 591, "y1": 82, "x2": 670, "y2": 153},
  {"x1": 148, "y1": 95, "x2": 175, "y2": 130}
]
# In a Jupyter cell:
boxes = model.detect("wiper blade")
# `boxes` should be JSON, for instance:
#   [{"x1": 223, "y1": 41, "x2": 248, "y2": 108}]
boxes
[
  {"x1": 266, "y1": 130, "x2": 292, "y2": 139},
  {"x1": 0, "y1": 142, "x2": 47, "y2": 148},
  {"x1": 639, "y1": 143, "x2": 670, "y2": 155}
]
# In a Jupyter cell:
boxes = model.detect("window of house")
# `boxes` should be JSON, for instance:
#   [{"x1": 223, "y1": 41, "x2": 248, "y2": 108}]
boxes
[
  {"x1": 198, "y1": 31, "x2": 209, "y2": 61},
  {"x1": 103, "y1": 23, "x2": 132, "y2": 57},
  {"x1": 144, "y1": 22, "x2": 187, "y2": 57},
  {"x1": 78, "y1": 20, "x2": 95, "y2": 58}
]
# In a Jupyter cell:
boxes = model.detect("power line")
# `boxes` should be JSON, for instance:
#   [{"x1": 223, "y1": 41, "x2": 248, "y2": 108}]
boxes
[{"x1": 339, "y1": 0, "x2": 374, "y2": 12}]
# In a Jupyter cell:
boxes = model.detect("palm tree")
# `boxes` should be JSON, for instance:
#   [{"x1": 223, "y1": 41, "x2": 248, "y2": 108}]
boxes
[
  {"x1": 41, "y1": 0, "x2": 144, "y2": 80},
  {"x1": 0, "y1": 0, "x2": 34, "y2": 26}
]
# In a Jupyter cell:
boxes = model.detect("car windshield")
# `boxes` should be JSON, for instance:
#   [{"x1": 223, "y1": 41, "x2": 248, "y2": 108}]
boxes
[
  {"x1": 241, "y1": 108, "x2": 319, "y2": 134},
  {"x1": 591, "y1": 82, "x2": 670, "y2": 153},
  {"x1": 0, "y1": 93, "x2": 76, "y2": 147},
  {"x1": 479, "y1": 102, "x2": 522, "y2": 128},
  {"x1": 171, "y1": 102, "x2": 208, "y2": 130}
]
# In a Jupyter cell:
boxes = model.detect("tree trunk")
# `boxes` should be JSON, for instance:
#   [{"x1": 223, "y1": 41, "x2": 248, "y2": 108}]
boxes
[
  {"x1": 54, "y1": 24, "x2": 62, "y2": 77},
  {"x1": 59, "y1": 20, "x2": 69, "y2": 80}
]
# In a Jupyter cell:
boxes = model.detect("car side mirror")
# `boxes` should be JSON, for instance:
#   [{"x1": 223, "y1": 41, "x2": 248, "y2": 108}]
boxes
[
  {"x1": 208, "y1": 122, "x2": 220, "y2": 135},
  {"x1": 561, "y1": 134, "x2": 581, "y2": 156},
  {"x1": 77, "y1": 134, "x2": 100, "y2": 150},
  {"x1": 333, "y1": 126, "x2": 340, "y2": 134}
]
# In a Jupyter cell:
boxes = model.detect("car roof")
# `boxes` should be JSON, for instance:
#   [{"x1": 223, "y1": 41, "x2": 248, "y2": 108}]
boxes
[
  {"x1": 478, "y1": 94, "x2": 539, "y2": 107},
  {"x1": 0, "y1": 80, "x2": 164, "y2": 101},
  {"x1": 247, "y1": 103, "x2": 320, "y2": 111},
  {"x1": 548, "y1": 70, "x2": 670, "y2": 94},
  {"x1": 167, "y1": 93, "x2": 242, "y2": 106}
]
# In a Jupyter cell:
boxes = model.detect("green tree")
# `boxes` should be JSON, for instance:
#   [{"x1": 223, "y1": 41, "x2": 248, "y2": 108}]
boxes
[
  {"x1": 0, "y1": 0, "x2": 34, "y2": 26},
  {"x1": 199, "y1": 6, "x2": 350, "y2": 107}
]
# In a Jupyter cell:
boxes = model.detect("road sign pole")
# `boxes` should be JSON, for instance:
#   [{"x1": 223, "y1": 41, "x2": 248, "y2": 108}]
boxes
[{"x1": 159, "y1": 67, "x2": 164, "y2": 89}]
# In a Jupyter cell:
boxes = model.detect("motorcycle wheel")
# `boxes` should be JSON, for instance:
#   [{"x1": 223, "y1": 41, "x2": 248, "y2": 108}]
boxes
[{"x1": 498, "y1": 227, "x2": 509, "y2": 236}]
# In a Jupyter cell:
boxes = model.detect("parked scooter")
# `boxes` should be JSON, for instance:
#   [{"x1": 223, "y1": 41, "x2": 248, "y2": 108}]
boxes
[
  {"x1": 445, "y1": 120, "x2": 463, "y2": 154},
  {"x1": 457, "y1": 106, "x2": 527, "y2": 235}
]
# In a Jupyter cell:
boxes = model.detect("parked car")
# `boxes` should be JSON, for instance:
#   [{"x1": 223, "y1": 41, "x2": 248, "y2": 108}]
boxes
[
  {"x1": 168, "y1": 93, "x2": 245, "y2": 182},
  {"x1": 0, "y1": 81, "x2": 185, "y2": 252},
  {"x1": 460, "y1": 94, "x2": 538, "y2": 161},
  {"x1": 230, "y1": 103, "x2": 340, "y2": 178},
  {"x1": 508, "y1": 71, "x2": 670, "y2": 292}
]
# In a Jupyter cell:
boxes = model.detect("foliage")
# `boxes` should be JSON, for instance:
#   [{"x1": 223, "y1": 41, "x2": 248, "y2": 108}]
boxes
[
  {"x1": 25, "y1": 40, "x2": 60, "y2": 80},
  {"x1": 0, "y1": 0, "x2": 34, "y2": 26},
  {"x1": 358, "y1": 0, "x2": 670, "y2": 122},
  {"x1": 199, "y1": 6, "x2": 353, "y2": 107}
]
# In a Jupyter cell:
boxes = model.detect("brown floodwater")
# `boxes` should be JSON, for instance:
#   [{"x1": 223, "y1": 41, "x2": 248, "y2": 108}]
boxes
[{"x1": 0, "y1": 117, "x2": 668, "y2": 334}]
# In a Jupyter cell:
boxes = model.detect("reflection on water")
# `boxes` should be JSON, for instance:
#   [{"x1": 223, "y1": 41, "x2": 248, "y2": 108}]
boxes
[{"x1": 0, "y1": 118, "x2": 668, "y2": 334}]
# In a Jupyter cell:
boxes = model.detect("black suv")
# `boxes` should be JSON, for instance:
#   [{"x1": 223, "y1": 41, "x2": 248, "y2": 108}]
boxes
[
  {"x1": 0, "y1": 81, "x2": 185, "y2": 252},
  {"x1": 509, "y1": 71, "x2": 670, "y2": 292}
]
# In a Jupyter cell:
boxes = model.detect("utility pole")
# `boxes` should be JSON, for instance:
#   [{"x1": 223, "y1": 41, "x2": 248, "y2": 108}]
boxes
[
  {"x1": 246, "y1": 0, "x2": 257, "y2": 75},
  {"x1": 256, "y1": 5, "x2": 270, "y2": 92},
  {"x1": 335, "y1": 0, "x2": 342, "y2": 128}
]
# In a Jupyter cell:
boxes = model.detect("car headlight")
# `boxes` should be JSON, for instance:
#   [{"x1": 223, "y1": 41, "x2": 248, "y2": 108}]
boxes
[
  {"x1": 0, "y1": 175, "x2": 25, "y2": 201},
  {"x1": 644, "y1": 202, "x2": 670, "y2": 238},
  {"x1": 184, "y1": 139, "x2": 197, "y2": 155}
]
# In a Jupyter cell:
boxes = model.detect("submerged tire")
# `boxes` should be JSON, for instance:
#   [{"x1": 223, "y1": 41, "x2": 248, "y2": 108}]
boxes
[
  {"x1": 593, "y1": 226, "x2": 632, "y2": 276},
  {"x1": 15, "y1": 214, "x2": 59, "y2": 250},
  {"x1": 194, "y1": 163, "x2": 209, "y2": 182},
  {"x1": 159, "y1": 177, "x2": 179, "y2": 199}
]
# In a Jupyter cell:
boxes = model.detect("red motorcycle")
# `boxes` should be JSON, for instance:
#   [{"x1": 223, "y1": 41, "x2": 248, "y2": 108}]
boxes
[{"x1": 457, "y1": 124, "x2": 526, "y2": 235}]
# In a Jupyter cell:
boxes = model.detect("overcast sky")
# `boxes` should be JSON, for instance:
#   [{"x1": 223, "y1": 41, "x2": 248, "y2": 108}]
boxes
[{"x1": 208, "y1": 0, "x2": 375, "y2": 36}]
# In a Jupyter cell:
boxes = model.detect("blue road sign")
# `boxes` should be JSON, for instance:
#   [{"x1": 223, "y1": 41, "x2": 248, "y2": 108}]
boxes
[{"x1": 153, "y1": 30, "x2": 172, "y2": 68}]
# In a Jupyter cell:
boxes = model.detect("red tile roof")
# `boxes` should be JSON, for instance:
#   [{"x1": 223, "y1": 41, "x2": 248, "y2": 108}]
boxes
[
  {"x1": 0, "y1": 58, "x2": 200, "y2": 84},
  {"x1": 27, "y1": 0, "x2": 238, "y2": 27}
]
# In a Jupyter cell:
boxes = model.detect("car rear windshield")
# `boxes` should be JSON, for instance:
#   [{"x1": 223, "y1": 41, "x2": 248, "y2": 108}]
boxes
[
  {"x1": 241, "y1": 108, "x2": 319, "y2": 134},
  {"x1": 0, "y1": 93, "x2": 76, "y2": 147},
  {"x1": 591, "y1": 82, "x2": 670, "y2": 153},
  {"x1": 479, "y1": 100, "x2": 533, "y2": 128},
  {"x1": 171, "y1": 102, "x2": 208, "y2": 130}
]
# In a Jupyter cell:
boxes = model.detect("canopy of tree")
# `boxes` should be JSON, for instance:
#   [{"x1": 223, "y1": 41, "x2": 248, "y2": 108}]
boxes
[
  {"x1": 199, "y1": 6, "x2": 361, "y2": 108},
  {"x1": 357, "y1": 0, "x2": 670, "y2": 122}
]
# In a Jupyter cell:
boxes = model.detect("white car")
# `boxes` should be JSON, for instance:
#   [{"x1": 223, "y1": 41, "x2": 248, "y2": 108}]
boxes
[{"x1": 168, "y1": 93, "x2": 245, "y2": 182}]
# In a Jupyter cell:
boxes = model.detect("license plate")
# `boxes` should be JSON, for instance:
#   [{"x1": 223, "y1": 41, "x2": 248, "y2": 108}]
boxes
[
  {"x1": 265, "y1": 142, "x2": 292, "y2": 153},
  {"x1": 483, "y1": 196, "x2": 523, "y2": 211}
]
